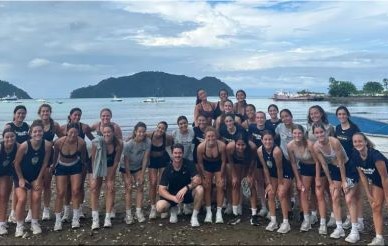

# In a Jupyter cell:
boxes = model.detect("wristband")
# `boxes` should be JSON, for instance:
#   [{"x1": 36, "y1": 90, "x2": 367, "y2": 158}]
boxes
[{"x1": 186, "y1": 185, "x2": 190, "y2": 191}]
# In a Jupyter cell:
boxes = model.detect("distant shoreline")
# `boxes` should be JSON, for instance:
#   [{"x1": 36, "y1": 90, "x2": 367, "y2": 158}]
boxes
[{"x1": 327, "y1": 96, "x2": 388, "y2": 103}]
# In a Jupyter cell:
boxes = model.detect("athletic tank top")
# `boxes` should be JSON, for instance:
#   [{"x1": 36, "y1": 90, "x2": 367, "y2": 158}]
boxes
[
  {"x1": 198, "y1": 103, "x2": 214, "y2": 119},
  {"x1": 213, "y1": 102, "x2": 223, "y2": 120},
  {"x1": 21, "y1": 140, "x2": 45, "y2": 178},
  {"x1": 43, "y1": 122, "x2": 55, "y2": 141},
  {"x1": 106, "y1": 143, "x2": 117, "y2": 166},
  {"x1": 203, "y1": 142, "x2": 222, "y2": 165},
  {"x1": 262, "y1": 147, "x2": 277, "y2": 170},
  {"x1": 0, "y1": 142, "x2": 17, "y2": 171},
  {"x1": 150, "y1": 132, "x2": 166, "y2": 152},
  {"x1": 7, "y1": 122, "x2": 30, "y2": 144},
  {"x1": 60, "y1": 138, "x2": 80, "y2": 159}
]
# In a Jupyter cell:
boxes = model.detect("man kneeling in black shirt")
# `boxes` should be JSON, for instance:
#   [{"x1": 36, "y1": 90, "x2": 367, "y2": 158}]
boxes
[{"x1": 156, "y1": 143, "x2": 204, "y2": 227}]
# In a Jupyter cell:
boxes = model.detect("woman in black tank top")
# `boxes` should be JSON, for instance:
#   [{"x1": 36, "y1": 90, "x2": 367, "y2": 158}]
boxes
[
  {"x1": 0, "y1": 129, "x2": 18, "y2": 234},
  {"x1": 13, "y1": 120, "x2": 52, "y2": 236},
  {"x1": 196, "y1": 127, "x2": 226, "y2": 224},
  {"x1": 226, "y1": 134, "x2": 257, "y2": 224},
  {"x1": 193, "y1": 89, "x2": 215, "y2": 127},
  {"x1": 233, "y1": 90, "x2": 248, "y2": 122},
  {"x1": 212, "y1": 89, "x2": 229, "y2": 120},
  {"x1": 147, "y1": 121, "x2": 173, "y2": 217},
  {"x1": 37, "y1": 103, "x2": 64, "y2": 221},
  {"x1": 52, "y1": 123, "x2": 87, "y2": 230},
  {"x1": 60, "y1": 108, "x2": 94, "y2": 221}
]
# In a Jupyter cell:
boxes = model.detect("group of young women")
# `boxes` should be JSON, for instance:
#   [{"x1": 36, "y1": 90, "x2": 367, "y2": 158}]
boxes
[{"x1": 0, "y1": 89, "x2": 387, "y2": 245}]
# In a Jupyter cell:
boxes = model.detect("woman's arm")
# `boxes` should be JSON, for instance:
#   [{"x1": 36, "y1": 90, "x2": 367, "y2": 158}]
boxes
[
  {"x1": 273, "y1": 147, "x2": 284, "y2": 185},
  {"x1": 287, "y1": 143, "x2": 303, "y2": 190},
  {"x1": 375, "y1": 160, "x2": 388, "y2": 205},
  {"x1": 83, "y1": 123, "x2": 95, "y2": 141}
]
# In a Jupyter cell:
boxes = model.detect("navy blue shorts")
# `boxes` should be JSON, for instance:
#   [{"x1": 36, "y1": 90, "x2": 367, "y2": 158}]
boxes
[
  {"x1": 119, "y1": 167, "x2": 142, "y2": 175},
  {"x1": 149, "y1": 154, "x2": 170, "y2": 169},
  {"x1": 55, "y1": 161, "x2": 82, "y2": 176},
  {"x1": 203, "y1": 160, "x2": 221, "y2": 173},
  {"x1": 328, "y1": 164, "x2": 341, "y2": 181},
  {"x1": 0, "y1": 166, "x2": 13, "y2": 177},
  {"x1": 161, "y1": 190, "x2": 193, "y2": 207},
  {"x1": 299, "y1": 162, "x2": 325, "y2": 177},
  {"x1": 13, "y1": 176, "x2": 36, "y2": 190},
  {"x1": 282, "y1": 159, "x2": 294, "y2": 180}
]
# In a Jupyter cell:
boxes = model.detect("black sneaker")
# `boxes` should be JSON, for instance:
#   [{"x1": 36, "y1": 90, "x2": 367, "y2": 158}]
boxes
[
  {"x1": 228, "y1": 214, "x2": 241, "y2": 225},
  {"x1": 250, "y1": 215, "x2": 260, "y2": 226},
  {"x1": 288, "y1": 211, "x2": 294, "y2": 221}
]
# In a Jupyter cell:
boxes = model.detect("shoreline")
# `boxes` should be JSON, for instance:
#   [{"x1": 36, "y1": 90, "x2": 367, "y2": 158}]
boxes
[{"x1": 327, "y1": 96, "x2": 388, "y2": 103}]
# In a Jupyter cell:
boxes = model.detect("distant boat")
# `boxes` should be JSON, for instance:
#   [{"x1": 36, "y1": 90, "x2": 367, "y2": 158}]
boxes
[
  {"x1": 143, "y1": 97, "x2": 165, "y2": 103},
  {"x1": 272, "y1": 90, "x2": 325, "y2": 101},
  {"x1": 56, "y1": 101, "x2": 64, "y2": 104},
  {"x1": 111, "y1": 95, "x2": 123, "y2": 102},
  {"x1": 36, "y1": 99, "x2": 48, "y2": 103},
  {"x1": 1, "y1": 93, "x2": 18, "y2": 101}
]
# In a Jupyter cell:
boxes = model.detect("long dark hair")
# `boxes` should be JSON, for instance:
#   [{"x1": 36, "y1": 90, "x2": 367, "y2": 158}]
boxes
[
  {"x1": 12, "y1": 105, "x2": 27, "y2": 121},
  {"x1": 132, "y1": 121, "x2": 147, "y2": 139},
  {"x1": 68, "y1": 107, "x2": 82, "y2": 123},
  {"x1": 235, "y1": 89, "x2": 247, "y2": 106},
  {"x1": 234, "y1": 133, "x2": 252, "y2": 162},
  {"x1": 195, "y1": 88, "x2": 205, "y2": 105},
  {"x1": 335, "y1": 105, "x2": 358, "y2": 128},
  {"x1": 308, "y1": 105, "x2": 328, "y2": 124}
]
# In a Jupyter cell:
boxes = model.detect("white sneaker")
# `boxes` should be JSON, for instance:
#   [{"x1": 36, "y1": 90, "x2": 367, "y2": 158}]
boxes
[
  {"x1": 330, "y1": 227, "x2": 345, "y2": 239},
  {"x1": 91, "y1": 218, "x2": 99, "y2": 230},
  {"x1": 266, "y1": 221, "x2": 278, "y2": 232},
  {"x1": 319, "y1": 224, "x2": 327, "y2": 235},
  {"x1": 136, "y1": 210, "x2": 146, "y2": 223},
  {"x1": 25, "y1": 210, "x2": 32, "y2": 223},
  {"x1": 161, "y1": 212, "x2": 169, "y2": 219},
  {"x1": 342, "y1": 217, "x2": 351, "y2": 230},
  {"x1": 183, "y1": 203, "x2": 193, "y2": 215},
  {"x1": 190, "y1": 216, "x2": 200, "y2": 227},
  {"x1": 356, "y1": 222, "x2": 365, "y2": 233},
  {"x1": 204, "y1": 211, "x2": 213, "y2": 223},
  {"x1": 258, "y1": 207, "x2": 268, "y2": 217},
  {"x1": 300, "y1": 219, "x2": 312, "y2": 232},
  {"x1": 8, "y1": 211, "x2": 16, "y2": 224},
  {"x1": 237, "y1": 205, "x2": 243, "y2": 215},
  {"x1": 79, "y1": 205, "x2": 85, "y2": 219},
  {"x1": 31, "y1": 222, "x2": 42, "y2": 235},
  {"x1": 71, "y1": 219, "x2": 80, "y2": 229},
  {"x1": 54, "y1": 220, "x2": 62, "y2": 231},
  {"x1": 215, "y1": 211, "x2": 224, "y2": 224},
  {"x1": 103, "y1": 217, "x2": 112, "y2": 228},
  {"x1": 224, "y1": 204, "x2": 232, "y2": 215},
  {"x1": 110, "y1": 209, "x2": 116, "y2": 219},
  {"x1": 125, "y1": 213, "x2": 134, "y2": 225},
  {"x1": 277, "y1": 221, "x2": 291, "y2": 234},
  {"x1": 42, "y1": 208, "x2": 51, "y2": 221},
  {"x1": 169, "y1": 207, "x2": 178, "y2": 224},
  {"x1": 61, "y1": 209, "x2": 71, "y2": 223},
  {"x1": 327, "y1": 216, "x2": 336, "y2": 228},
  {"x1": 345, "y1": 230, "x2": 360, "y2": 244},
  {"x1": 266, "y1": 212, "x2": 271, "y2": 220},
  {"x1": 15, "y1": 225, "x2": 24, "y2": 237},
  {"x1": 368, "y1": 237, "x2": 385, "y2": 246},
  {"x1": 149, "y1": 207, "x2": 157, "y2": 220},
  {"x1": 177, "y1": 203, "x2": 183, "y2": 215},
  {"x1": 310, "y1": 214, "x2": 318, "y2": 225},
  {"x1": 0, "y1": 224, "x2": 8, "y2": 235}
]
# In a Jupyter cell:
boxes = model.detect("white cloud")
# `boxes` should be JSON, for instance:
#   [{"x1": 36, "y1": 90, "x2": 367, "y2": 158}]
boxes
[
  {"x1": 28, "y1": 58, "x2": 51, "y2": 68},
  {"x1": 61, "y1": 62, "x2": 97, "y2": 72}
]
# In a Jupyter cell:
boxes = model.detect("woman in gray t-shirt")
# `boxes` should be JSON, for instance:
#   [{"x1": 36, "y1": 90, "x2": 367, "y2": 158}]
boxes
[
  {"x1": 120, "y1": 122, "x2": 151, "y2": 225},
  {"x1": 172, "y1": 116, "x2": 194, "y2": 161}
]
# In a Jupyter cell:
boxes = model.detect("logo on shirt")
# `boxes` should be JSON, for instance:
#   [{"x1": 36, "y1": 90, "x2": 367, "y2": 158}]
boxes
[
  {"x1": 360, "y1": 167, "x2": 375, "y2": 175},
  {"x1": 31, "y1": 156, "x2": 40, "y2": 165}
]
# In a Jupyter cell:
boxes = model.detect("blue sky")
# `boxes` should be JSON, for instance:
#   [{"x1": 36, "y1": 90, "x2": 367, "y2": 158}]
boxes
[{"x1": 1, "y1": 0, "x2": 388, "y2": 98}]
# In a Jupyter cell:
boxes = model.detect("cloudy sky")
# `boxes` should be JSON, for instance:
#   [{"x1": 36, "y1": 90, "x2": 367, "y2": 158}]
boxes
[{"x1": 1, "y1": 1, "x2": 388, "y2": 98}]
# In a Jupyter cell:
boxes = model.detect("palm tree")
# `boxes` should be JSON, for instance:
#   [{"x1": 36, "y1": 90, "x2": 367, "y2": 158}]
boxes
[{"x1": 383, "y1": 78, "x2": 388, "y2": 91}]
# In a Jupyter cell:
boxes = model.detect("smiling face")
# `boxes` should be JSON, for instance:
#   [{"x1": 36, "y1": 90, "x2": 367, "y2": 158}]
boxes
[
  {"x1": 70, "y1": 110, "x2": 82, "y2": 123},
  {"x1": 224, "y1": 115, "x2": 235, "y2": 129},
  {"x1": 103, "y1": 126, "x2": 114, "y2": 143},
  {"x1": 280, "y1": 111, "x2": 293, "y2": 125},
  {"x1": 292, "y1": 128, "x2": 304, "y2": 142},
  {"x1": 14, "y1": 108, "x2": 27, "y2": 123},
  {"x1": 246, "y1": 105, "x2": 256, "y2": 119},
  {"x1": 219, "y1": 90, "x2": 228, "y2": 101},
  {"x1": 262, "y1": 133, "x2": 274, "y2": 150},
  {"x1": 223, "y1": 101, "x2": 233, "y2": 113},
  {"x1": 197, "y1": 89, "x2": 207, "y2": 101},
  {"x1": 352, "y1": 134, "x2": 367, "y2": 152},
  {"x1": 235, "y1": 139, "x2": 247, "y2": 153},
  {"x1": 172, "y1": 147, "x2": 183, "y2": 164},
  {"x1": 39, "y1": 106, "x2": 51, "y2": 121},
  {"x1": 336, "y1": 109, "x2": 349, "y2": 124},
  {"x1": 67, "y1": 127, "x2": 79, "y2": 141},
  {"x1": 313, "y1": 126, "x2": 326, "y2": 143},
  {"x1": 155, "y1": 123, "x2": 167, "y2": 136},
  {"x1": 255, "y1": 112, "x2": 266, "y2": 126},
  {"x1": 309, "y1": 107, "x2": 322, "y2": 124},
  {"x1": 100, "y1": 110, "x2": 112, "y2": 125},
  {"x1": 236, "y1": 91, "x2": 246, "y2": 102},
  {"x1": 3, "y1": 131, "x2": 16, "y2": 147},
  {"x1": 30, "y1": 125, "x2": 43, "y2": 141},
  {"x1": 197, "y1": 115, "x2": 207, "y2": 129},
  {"x1": 205, "y1": 130, "x2": 217, "y2": 145},
  {"x1": 268, "y1": 106, "x2": 279, "y2": 120},
  {"x1": 135, "y1": 126, "x2": 146, "y2": 141},
  {"x1": 178, "y1": 119, "x2": 188, "y2": 132}
]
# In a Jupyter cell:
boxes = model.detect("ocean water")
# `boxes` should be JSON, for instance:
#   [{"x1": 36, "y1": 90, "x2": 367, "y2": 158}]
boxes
[{"x1": 1, "y1": 96, "x2": 388, "y2": 138}]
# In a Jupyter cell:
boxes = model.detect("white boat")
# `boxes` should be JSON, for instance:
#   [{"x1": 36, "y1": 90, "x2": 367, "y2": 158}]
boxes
[
  {"x1": 143, "y1": 97, "x2": 165, "y2": 103},
  {"x1": 272, "y1": 90, "x2": 325, "y2": 101},
  {"x1": 111, "y1": 95, "x2": 123, "y2": 102},
  {"x1": 1, "y1": 93, "x2": 18, "y2": 101}
]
